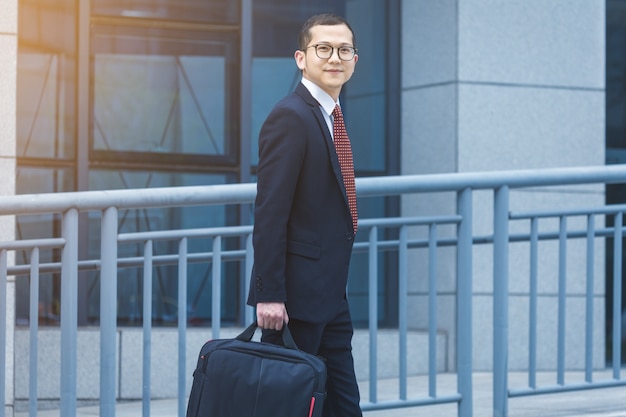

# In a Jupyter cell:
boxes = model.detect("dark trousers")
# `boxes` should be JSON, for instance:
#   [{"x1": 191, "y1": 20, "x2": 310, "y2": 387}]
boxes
[{"x1": 262, "y1": 301, "x2": 362, "y2": 417}]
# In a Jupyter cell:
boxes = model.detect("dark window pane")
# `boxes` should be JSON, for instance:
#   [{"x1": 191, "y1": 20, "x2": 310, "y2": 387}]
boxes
[
  {"x1": 606, "y1": 0, "x2": 626, "y2": 153},
  {"x1": 605, "y1": 0, "x2": 626, "y2": 365},
  {"x1": 251, "y1": 60, "x2": 301, "y2": 166},
  {"x1": 252, "y1": 0, "x2": 343, "y2": 57},
  {"x1": 91, "y1": 26, "x2": 239, "y2": 163},
  {"x1": 345, "y1": 0, "x2": 388, "y2": 172}
]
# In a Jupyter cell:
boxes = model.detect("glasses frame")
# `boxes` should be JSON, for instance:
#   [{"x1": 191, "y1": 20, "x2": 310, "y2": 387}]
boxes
[{"x1": 304, "y1": 43, "x2": 358, "y2": 61}]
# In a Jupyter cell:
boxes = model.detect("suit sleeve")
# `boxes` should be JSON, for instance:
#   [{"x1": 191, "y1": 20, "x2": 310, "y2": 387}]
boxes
[{"x1": 251, "y1": 105, "x2": 308, "y2": 303}]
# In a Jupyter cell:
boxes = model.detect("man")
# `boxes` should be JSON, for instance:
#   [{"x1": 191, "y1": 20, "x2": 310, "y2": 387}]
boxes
[{"x1": 247, "y1": 13, "x2": 362, "y2": 417}]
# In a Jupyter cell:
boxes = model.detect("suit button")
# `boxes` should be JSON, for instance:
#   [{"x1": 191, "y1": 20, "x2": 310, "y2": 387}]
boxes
[{"x1": 346, "y1": 233, "x2": 353, "y2": 241}]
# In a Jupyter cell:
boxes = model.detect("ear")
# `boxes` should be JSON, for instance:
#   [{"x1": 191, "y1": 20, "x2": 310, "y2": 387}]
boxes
[
  {"x1": 353, "y1": 54, "x2": 359, "y2": 65},
  {"x1": 294, "y1": 49, "x2": 306, "y2": 70}
]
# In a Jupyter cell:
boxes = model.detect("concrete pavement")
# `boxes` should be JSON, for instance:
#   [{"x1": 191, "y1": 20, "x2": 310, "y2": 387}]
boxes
[{"x1": 15, "y1": 371, "x2": 626, "y2": 416}]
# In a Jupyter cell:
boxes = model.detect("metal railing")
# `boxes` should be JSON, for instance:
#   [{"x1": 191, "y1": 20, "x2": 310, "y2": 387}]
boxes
[{"x1": 2, "y1": 165, "x2": 626, "y2": 417}]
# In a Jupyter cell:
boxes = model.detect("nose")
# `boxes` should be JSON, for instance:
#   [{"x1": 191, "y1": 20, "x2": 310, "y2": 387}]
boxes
[{"x1": 328, "y1": 47, "x2": 342, "y2": 62}]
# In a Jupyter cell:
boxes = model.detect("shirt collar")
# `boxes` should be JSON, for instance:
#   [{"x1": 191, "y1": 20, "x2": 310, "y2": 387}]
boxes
[{"x1": 301, "y1": 78, "x2": 339, "y2": 117}]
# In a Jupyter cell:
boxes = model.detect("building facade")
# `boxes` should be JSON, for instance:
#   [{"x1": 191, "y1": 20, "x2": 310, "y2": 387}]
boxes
[
  {"x1": 1, "y1": 0, "x2": 17, "y2": 414},
  {"x1": 1, "y1": 0, "x2": 625, "y2": 412}
]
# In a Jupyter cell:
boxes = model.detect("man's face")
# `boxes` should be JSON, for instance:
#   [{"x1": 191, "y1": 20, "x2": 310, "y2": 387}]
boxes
[{"x1": 294, "y1": 23, "x2": 358, "y2": 101}]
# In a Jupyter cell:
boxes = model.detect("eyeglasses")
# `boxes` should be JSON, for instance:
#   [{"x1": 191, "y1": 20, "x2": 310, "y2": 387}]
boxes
[{"x1": 304, "y1": 44, "x2": 357, "y2": 61}]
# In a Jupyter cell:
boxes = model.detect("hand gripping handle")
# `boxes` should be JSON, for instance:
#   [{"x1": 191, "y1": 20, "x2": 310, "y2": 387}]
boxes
[{"x1": 235, "y1": 321, "x2": 299, "y2": 350}]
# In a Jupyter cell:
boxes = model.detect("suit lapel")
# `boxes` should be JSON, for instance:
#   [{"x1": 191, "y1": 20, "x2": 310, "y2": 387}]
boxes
[{"x1": 295, "y1": 84, "x2": 349, "y2": 205}]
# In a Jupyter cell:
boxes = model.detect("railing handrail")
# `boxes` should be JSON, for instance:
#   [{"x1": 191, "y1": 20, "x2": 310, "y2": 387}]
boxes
[{"x1": 1, "y1": 165, "x2": 625, "y2": 215}]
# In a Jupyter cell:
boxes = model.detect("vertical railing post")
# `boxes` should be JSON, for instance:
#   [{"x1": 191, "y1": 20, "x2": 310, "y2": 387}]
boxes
[
  {"x1": 557, "y1": 216, "x2": 567, "y2": 385},
  {"x1": 178, "y1": 238, "x2": 188, "y2": 417},
  {"x1": 60, "y1": 208, "x2": 79, "y2": 417},
  {"x1": 245, "y1": 234, "x2": 255, "y2": 325},
  {"x1": 100, "y1": 207, "x2": 118, "y2": 417},
  {"x1": 29, "y1": 248, "x2": 40, "y2": 417},
  {"x1": 585, "y1": 214, "x2": 595, "y2": 382},
  {"x1": 0, "y1": 250, "x2": 7, "y2": 417},
  {"x1": 612, "y1": 212, "x2": 623, "y2": 378},
  {"x1": 493, "y1": 186, "x2": 509, "y2": 417},
  {"x1": 398, "y1": 225, "x2": 408, "y2": 400},
  {"x1": 212, "y1": 236, "x2": 222, "y2": 340},
  {"x1": 456, "y1": 188, "x2": 473, "y2": 417},
  {"x1": 428, "y1": 223, "x2": 438, "y2": 398},
  {"x1": 142, "y1": 240, "x2": 153, "y2": 417},
  {"x1": 529, "y1": 218, "x2": 538, "y2": 388},
  {"x1": 368, "y1": 226, "x2": 378, "y2": 404}
]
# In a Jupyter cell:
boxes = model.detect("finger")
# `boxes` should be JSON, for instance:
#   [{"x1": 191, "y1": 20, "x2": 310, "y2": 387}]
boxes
[{"x1": 257, "y1": 312, "x2": 266, "y2": 329}]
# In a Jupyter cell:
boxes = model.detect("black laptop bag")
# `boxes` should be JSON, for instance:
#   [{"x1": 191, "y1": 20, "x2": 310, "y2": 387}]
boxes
[{"x1": 186, "y1": 322, "x2": 327, "y2": 417}]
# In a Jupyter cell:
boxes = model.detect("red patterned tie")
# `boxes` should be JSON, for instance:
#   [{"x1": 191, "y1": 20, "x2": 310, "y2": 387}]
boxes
[{"x1": 332, "y1": 104, "x2": 358, "y2": 233}]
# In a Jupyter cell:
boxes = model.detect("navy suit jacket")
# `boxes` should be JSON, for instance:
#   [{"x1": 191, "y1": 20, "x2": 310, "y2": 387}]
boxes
[{"x1": 247, "y1": 83, "x2": 356, "y2": 324}]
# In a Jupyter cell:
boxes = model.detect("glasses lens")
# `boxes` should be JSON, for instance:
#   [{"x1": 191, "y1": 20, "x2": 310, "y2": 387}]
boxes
[
  {"x1": 338, "y1": 47, "x2": 355, "y2": 60},
  {"x1": 315, "y1": 45, "x2": 332, "y2": 58}
]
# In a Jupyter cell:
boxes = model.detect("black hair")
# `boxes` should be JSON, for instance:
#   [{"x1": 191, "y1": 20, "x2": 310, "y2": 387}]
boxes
[{"x1": 298, "y1": 13, "x2": 356, "y2": 50}]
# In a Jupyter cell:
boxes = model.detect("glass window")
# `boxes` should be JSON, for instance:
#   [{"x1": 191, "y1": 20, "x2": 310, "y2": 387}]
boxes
[
  {"x1": 250, "y1": 59, "x2": 301, "y2": 166},
  {"x1": 16, "y1": 0, "x2": 79, "y2": 326},
  {"x1": 91, "y1": 0, "x2": 239, "y2": 24},
  {"x1": 16, "y1": 166, "x2": 75, "y2": 195},
  {"x1": 91, "y1": 25, "x2": 239, "y2": 166},
  {"x1": 606, "y1": 0, "x2": 626, "y2": 155},
  {"x1": 605, "y1": 0, "x2": 626, "y2": 364},
  {"x1": 17, "y1": 0, "x2": 77, "y2": 160},
  {"x1": 345, "y1": 0, "x2": 388, "y2": 172}
]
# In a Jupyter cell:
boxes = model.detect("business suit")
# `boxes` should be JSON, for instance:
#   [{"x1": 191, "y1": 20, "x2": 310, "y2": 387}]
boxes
[
  {"x1": 247, "y1": 82, "x2": 361, "y2": 416},
  {"x1": 248, "y1": 82, "x2": 355, "y2": 322}
]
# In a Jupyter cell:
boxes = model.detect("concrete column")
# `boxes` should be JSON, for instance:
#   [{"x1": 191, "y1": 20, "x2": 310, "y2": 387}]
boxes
[
  {"x1": 402, "y1": 0, "x2": 605, "y2": 371},
  {"x1": 0, "y1": 0, "x2": 17, "y2": 414}
]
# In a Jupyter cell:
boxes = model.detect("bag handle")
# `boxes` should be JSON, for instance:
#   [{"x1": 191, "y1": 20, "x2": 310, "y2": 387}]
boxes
[{"x1": 236, "y1": 321, "x2": 299, "y2": 350}]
